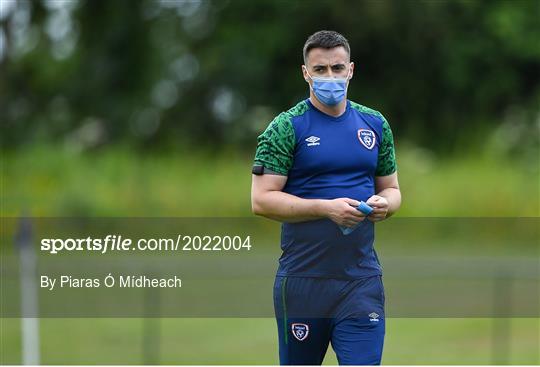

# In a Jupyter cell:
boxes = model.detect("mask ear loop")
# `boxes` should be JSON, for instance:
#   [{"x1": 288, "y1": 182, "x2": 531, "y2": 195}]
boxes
[
  {"x1": 303, "y1": 66, "x2": 313, "y2": 82},
  {"x1": 303, "y1": 67, "x2": 315, "y2": 92}
]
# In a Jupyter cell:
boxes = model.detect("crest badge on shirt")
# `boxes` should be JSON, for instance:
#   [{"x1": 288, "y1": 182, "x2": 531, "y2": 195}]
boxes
[
  {"x1": 357, "y1": 129, "x2": 376, "y2": 150},
  {"x1": 291, "y1": 323, "x2": 309, "y2": 341}
]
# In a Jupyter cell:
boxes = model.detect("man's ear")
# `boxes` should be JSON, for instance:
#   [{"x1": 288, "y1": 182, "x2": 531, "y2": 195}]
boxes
[
  {"x1": 302, "y1": 65, "x2": 310, "y2": 83},
  {"x1": 349, "y1": 62, "x2": 355, "y2": 80}
]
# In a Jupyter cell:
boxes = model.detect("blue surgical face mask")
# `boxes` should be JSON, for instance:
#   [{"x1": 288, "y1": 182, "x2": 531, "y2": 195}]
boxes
[{"x1": 306, "y1": 67, "x2": 352, "y2": 106}]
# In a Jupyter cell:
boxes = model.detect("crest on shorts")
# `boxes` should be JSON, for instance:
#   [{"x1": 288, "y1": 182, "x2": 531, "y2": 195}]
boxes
[
  {"x1": 291, "y1": 323, "x2": 309, "y2": 341},
  {"x1": 357, "y1": 129, "x2": 376, "y2": 150}
]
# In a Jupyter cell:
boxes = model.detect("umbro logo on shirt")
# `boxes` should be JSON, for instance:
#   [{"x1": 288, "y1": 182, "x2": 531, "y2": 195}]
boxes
[
  {"x1": 369, "y1": 312, "x2": 380, "y2": 322},
  {"x1": 305, "y1": 136, "x2": 320, "y2": 146}
]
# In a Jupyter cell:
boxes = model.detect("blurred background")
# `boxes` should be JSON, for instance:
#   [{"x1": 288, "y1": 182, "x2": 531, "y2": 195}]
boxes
[{"x1": 1, "y1": 0, "x2": 539, "y2": 365}]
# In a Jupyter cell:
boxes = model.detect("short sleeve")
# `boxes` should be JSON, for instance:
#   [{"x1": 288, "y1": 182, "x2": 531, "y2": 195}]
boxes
[
  {"x1": 375, "y1": 118, "x2": 397, "y2": 176},
  {"x1": 253, "y1": 112, "x2": 295, "y2": 176}
]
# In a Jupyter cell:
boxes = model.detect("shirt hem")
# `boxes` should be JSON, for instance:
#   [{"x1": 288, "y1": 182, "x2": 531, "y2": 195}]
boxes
[{"x1": 275, "y1": 270, "x2": 382, "y2": 280}]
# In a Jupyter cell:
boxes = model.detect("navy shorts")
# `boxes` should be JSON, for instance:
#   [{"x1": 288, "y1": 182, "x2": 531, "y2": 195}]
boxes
[{"x1": 273, "y1": 275, "x2": 385, "y2": 365}]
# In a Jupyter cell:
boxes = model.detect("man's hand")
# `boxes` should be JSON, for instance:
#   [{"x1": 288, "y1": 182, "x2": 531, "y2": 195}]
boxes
[
  {"x1": 366, "y1": 195, "x2": 389, "y2": 222},
  {"x1": 324, "y1": 198, "x2": 367, "y2": 227}
]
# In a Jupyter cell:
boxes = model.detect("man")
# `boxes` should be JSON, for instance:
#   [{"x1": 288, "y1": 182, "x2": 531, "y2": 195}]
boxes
[{"x1": 251, "y1": 30, "x2": 400, "y2": 365}]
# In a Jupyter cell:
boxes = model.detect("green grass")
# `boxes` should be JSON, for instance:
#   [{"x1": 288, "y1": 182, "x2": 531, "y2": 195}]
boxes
[
  {"x1": 1, "y1": 144, "x2": 538, "y2": 217},
  {"x1": 2, "y1": 146, "x2": 252, "y2": 217},
  {"x1": 1, "y1": 318, "x2": 538, "y2": 364}
]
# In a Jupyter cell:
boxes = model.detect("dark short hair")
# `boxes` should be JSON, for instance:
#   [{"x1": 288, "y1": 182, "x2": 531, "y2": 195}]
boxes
[{"x1": 303, "y1": 30, "x2": 351, "y2": 64}]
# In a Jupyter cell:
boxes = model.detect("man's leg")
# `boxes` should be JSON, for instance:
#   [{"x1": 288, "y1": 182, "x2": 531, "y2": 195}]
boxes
[
  {"x1": 330, "y1": 316, "x2": 385, "y2": 365},
  {"x1": 330, "y1": 275, "x2": 386, "y2": 365},
  {"x1": 276, "y1": 317, "x2": 332, "y2": 365},
  {"x1": 274, "y1": 276, "x2": 333, "y2": 365}
]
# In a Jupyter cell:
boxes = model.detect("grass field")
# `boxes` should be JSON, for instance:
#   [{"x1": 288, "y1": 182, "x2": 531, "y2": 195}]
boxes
[
  {"x1": 1, "y1": 318, "x2": 538, "y2": 364},
  {"x1": 2, "y1": 144, "x2": 538, "y2": 217}
]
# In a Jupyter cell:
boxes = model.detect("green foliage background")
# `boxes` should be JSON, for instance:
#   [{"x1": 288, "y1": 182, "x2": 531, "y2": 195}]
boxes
[{"x1": 1, "y1": 0, "x2": 539, "y2": 155}]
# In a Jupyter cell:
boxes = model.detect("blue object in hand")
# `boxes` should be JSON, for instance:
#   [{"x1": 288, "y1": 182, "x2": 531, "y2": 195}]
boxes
[
  {"x1": 357, "y1": 201, "x2": 374, "y2": 216},
  {"x1": 339, "y1": 201, "x2": 374, "y2": 235}
]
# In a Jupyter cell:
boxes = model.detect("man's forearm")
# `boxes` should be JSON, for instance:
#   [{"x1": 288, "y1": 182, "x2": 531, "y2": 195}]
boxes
[
  {"x1": 252, "y1": 190, "x2": 328, "y2": 223},
  {"x1": 377, "y1": 187, "x2": 401, "y2": 217}
]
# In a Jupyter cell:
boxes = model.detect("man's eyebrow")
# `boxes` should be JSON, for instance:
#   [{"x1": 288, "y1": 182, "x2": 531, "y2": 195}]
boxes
[
  {"x1": 310, "y1": 63, "x2": 346, "y2": 68},
  {"x1": 309, "y1": 62, "x2": 348, "y2": 70}
]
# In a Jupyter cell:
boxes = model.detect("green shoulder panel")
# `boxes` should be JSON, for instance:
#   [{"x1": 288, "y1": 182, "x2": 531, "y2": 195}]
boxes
[
  {"x1": 376, "y1": 118, "x2": 397, "y2": 176},
  {"x1": 253, "y1": 101, "x2": 309, "y2": 175},
  {"x1": 350, "y1": 101, "x2": 397, "y2": 176},
  {"x1": 349, "y1": 101, "x2": 382, "y2": 118}
]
